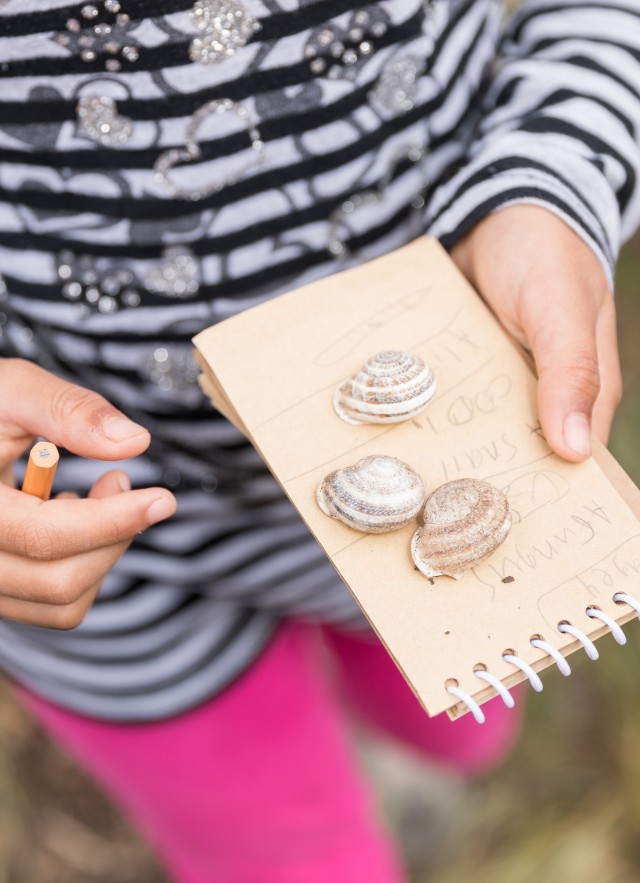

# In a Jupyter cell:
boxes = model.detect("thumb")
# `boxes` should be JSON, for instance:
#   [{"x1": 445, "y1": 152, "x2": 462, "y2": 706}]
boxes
[
  {"x1": 520, "y1": 290, "x2": 600, "y2": 462},
  {"x1": 0, "y1": 360, "x2": 150, "y2": 461}
]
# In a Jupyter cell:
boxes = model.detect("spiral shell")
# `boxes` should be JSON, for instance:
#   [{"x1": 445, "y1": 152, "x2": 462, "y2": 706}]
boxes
[
  {"x1": 333, "y1": 350, "x2": 436, "y2": 425},
  {"x1": 317, "y1": 455, "x2": 425, "y2": 533},
  {"x1": 411, "y1": 478, "x2": 511, "y2": 579}
]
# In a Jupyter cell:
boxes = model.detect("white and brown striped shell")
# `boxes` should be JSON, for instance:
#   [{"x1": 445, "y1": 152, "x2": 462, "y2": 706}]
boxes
[
  {"x1": 317, "y1": 455, "x2": 425, "y2": 533},
  {"x1": 411, "y1": 478, "x2": 511, "y2": 579},
  {"x1": 333, "y1": 350, "x2": 436, "y2": 425}
]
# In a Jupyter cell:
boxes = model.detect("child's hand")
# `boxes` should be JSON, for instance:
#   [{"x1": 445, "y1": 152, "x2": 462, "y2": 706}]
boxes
[
  {"x1": 0, "y1": 359, "x2": 176, "y2": 629},
  {"x1": 450, "y1": 205, "x2": 621, "y2": 462}
]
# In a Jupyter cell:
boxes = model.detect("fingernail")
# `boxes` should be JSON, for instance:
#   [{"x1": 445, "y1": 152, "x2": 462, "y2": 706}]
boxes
[
  {"x1": 146, "y1": 495, "x2": 176, "y2": 525},
  {"x1": 102, "y1": 415, "x2": 148, "y2": 442},
  {"x1": 564, "y1": 413, "x2": 592, "y2": 458},
  {"x1": 116, "y1": 473, "x2": 131, "y2": 493}
]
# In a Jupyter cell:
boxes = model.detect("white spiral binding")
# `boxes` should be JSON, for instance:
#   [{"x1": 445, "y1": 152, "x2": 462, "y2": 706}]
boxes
[
  {"x1": 557, "y1": 622, "x2": 599, "y2": 660},
  {"x1": 447, "y1": 591, "x2": 640, "y2": 724},
  {"x1": 586, "y1": 607, "x2": 626, "y2": 644},
  {"x1": 473, "y1": 669, "x2": 515, "y2": 708},
  {"x1": 502, "y1": 652, "x2": 544, "y2": 692},
  {"x1": 446, "y1": 683, "x2": 486, "y2": 724},
  {"x1": 530, "y1": 638, "x2": 571, "y2": 676},
  {"x1": 614, "y1": 592, "x2": 640, "y2": 618}
]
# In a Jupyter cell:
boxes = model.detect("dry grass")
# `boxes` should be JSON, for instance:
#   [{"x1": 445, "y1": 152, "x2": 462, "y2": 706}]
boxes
[
  {"x1": 0, "y1": 687, "x2": 166, "y2": 882},
  {"x1": 0, "y1": 238, "x2": 639, "y2": 881}
]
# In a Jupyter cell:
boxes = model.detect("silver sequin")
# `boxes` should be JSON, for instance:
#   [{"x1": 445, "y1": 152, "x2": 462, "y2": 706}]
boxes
[
  {"x1": 98, "y1": 294, "x2": 118, "y2": 312},
  {"x1": 57, "y1": 1, "x2": 140, "y2": 73},
  {"x1": 141, "y1": 346, "x2": 201, "y2": 391},
  {"x1": 62, "y1": 281, "x2": 83, "y2": 299},
  {"x1": 121, "y1": 289, "x2": 141, "y2": 307},
  {"x1": 145, "y1": 246, "x2": 200, "y2": 299},
  {"x1": 189, "y1": 0, "x2": 261, "y2": 65},
  {"x1": 305, "y1": 8, "x2": 390, "y2": 80},
  {"x1": 327, "y1": 143, "x2": 429, "y2": 257},
  {"x1": 154, "y1": 99, "x2": 265, "y2": 200},
  {"x1": 122, "y1": 44, "x2": 139, "y2": 62},
  {"x1": 372, "y1": 56, "x2": 423, "y2": 114},
  {"x1": 327, "y1": 191, "x2": 379, "y2": 255},
  {"x1": 76, "y1": 94, "x2": 133, "y2": 146},
  {"x1": 57, "y1": 253, "x2": 143, "y2": 314},
  {"x1": 56, "y1": 249, "x2": 202, "y2": 313}
]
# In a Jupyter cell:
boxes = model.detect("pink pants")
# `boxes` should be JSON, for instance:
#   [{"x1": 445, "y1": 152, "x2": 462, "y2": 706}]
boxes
[{"x1": 17, "y1": 622, "x2": 521, "y2": 883}]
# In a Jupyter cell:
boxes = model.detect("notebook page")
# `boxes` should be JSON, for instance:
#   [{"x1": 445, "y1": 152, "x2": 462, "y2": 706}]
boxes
[{"x1": 193, "y1": 238, "x2": 640, "y2": 718}]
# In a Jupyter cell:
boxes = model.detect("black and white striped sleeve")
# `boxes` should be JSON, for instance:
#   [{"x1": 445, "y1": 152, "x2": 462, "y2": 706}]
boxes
[{"x1": 427, "y1": 0, "x2": 640, "y2": 287}]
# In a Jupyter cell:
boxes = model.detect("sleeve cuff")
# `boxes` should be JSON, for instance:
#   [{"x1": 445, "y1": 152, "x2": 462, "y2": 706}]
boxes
[{"x1": 426, "y1": 134, "x2": 622, "y2": 290}]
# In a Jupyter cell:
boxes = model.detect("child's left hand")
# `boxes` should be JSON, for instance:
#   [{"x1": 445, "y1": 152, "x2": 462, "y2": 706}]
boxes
[{"x1": 450, "y1": 205, "x2": 622, "y2": 463}]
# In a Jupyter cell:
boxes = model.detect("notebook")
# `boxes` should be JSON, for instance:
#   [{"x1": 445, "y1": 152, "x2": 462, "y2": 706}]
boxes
[{"x1": 193, "y1": 238, "x2": 640, "y2": 721}]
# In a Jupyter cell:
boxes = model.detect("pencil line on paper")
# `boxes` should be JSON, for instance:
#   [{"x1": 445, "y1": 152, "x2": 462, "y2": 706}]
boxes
[
  {"x1": 250, "y1": 306, "x2": 467, "y2": 433},
  {"x1": 536, "y1": 534, "x2": 640, "y2": 609},
  {"x1": 284, "y1": 424, "x2": 398, "y2": 481},
  {"x1": 282, "y1": 356, "x2": 503, "y2": 483},
  {"x1": 435, "y1": 354, "x2": 495, "y2": 398},
  {"x1": 483, "y1": 452, "x2": 555, "y2": 482}
]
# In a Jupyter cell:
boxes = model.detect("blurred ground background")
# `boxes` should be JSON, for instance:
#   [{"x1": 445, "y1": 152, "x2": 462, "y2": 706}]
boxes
[{"x1": 0, "y1": 236, "x2": 639, "y2": 883}]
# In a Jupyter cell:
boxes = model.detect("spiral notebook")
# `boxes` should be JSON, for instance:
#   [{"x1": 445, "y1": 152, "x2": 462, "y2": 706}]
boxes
[{"x1": 193, "y1": 238, "x2": 640, "y2": 722}]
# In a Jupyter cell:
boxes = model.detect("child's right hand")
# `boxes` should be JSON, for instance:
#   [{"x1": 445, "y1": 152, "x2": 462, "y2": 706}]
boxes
[{"x1": 0, "y1": 359, "x2": 177, "y2": 630}]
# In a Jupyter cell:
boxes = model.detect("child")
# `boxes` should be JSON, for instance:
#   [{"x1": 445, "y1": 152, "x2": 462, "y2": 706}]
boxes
[{"x1": 0, "y1": 0, "x2": 636, "y2": 878}]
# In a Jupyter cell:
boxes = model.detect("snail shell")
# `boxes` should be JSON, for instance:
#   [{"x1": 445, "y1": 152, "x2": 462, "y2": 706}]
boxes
[
  {"x1": 411, "y1": 478, "x2": 511, "y2": 579},
  {"x1": 317, "y1": 455, "x2": 425, "y2": 533},
  {"x1": 333, "y1": 350, "x2": 436, "y2": 425}
]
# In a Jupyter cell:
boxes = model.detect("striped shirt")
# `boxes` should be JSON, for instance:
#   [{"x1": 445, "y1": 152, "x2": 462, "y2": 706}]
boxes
[{"x1": 0, "y1": 0, "x2": 638, "y2": 721}]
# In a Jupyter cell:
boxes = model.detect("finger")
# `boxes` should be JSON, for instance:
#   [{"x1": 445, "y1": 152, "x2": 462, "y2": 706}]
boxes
[
  {"x1": 0, "y1": 539, "x2": 129, "y2": 603},
  {"x1": 51, "y1": 470, "x2": 129, "y2": 505},
  {"x1": 0, "y1": 464, "x2": 15, "y2": 487},
  {"x1": 519, "y1": 286, "x2": 601, "y2": 462},
  {"x1": 0, "y1": 359, "x2": 150, "y2": 461},
  {"x1": 0, "y1": 484, "x2": 176, "y2": 560},
  {"x1": 591, "y1": 296, "x2": 623, "y2": 446},
  {"x1": 0, "y1": 472, "x2": 136, "y2": 603},
  {"x1": 0, "y1": 578, "x2": 104, "y2": 629}
]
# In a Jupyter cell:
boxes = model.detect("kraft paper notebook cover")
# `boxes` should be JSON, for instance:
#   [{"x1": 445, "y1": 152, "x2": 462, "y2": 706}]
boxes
[{"x1": 193, "y1": 238, "x2": 640, "y2": 721}]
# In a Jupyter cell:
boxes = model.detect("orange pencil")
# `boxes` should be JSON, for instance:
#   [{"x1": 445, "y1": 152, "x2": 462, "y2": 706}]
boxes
[{"x1": 21, "y1": 441, "x2": 60, "y2": 501}]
